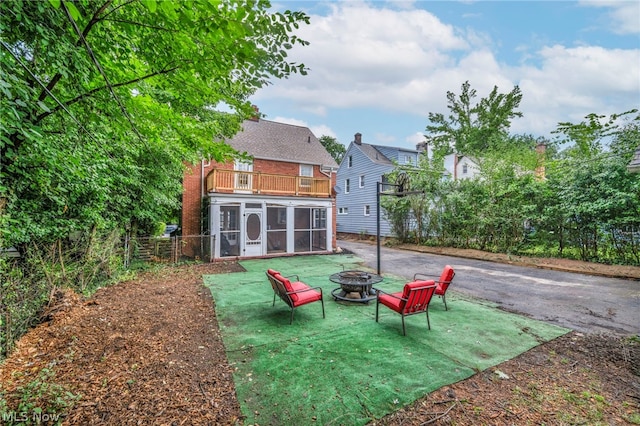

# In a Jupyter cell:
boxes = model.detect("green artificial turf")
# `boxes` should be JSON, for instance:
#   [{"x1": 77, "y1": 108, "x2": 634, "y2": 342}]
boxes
[{"x1": 203, "y1": 253, "x2": 568, "y2": 425}]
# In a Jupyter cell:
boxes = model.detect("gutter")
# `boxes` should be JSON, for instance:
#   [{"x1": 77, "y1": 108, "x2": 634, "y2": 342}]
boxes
[{"x1": 320, "y1": 165, "x2": 337, "y2": 178}]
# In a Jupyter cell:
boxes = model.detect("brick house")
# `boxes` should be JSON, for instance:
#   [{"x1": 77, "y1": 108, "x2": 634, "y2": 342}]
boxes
[{"x1": 182, "y1": 117, "x2": 338, "y2": 261}]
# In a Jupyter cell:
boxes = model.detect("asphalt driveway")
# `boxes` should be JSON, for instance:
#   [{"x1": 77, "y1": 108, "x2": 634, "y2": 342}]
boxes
[{"x1": 338, "y1": 240, "x2": 640, "y2": 336}]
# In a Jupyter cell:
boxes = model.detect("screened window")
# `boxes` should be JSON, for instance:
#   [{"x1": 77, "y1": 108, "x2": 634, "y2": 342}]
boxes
[
  {"x1": 294, "y1": 207, "x2": 327, "y2": 252},
  {"x1": 364, "y1": 205, "x2": 370, "y2": 216},
  {"x1": 359, "y1": 175, "x2": 365, "y2": 188},
  {"x1": 345, "y1": 179, "x2": 350, "y2": 194},
  {"x1": 266, "y1": 206, "x2": 286, "y2": 254},
  {"x1": 219, "y1": 205, "x2": 240, "y2": 257}
]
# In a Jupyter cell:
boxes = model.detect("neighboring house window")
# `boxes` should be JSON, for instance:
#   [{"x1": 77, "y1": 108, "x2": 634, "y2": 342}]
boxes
[
  {"x1": 300, "y1": 164, "x2": 313, "y2": 187},
  {"x1": 405, "y1": 155, "x2": 413, "y2": 165},
  {"x1": 338, "y1": 207, "x2": 349, "y2": 215},
  {"x1": 462, "y1": 164, "x2": 468, "y2": 174},
  {"x1": 359, "y1": 175, "x2": 365, "y2": 188},
  {"x1": 345, "y1": 179, "x2": 350, "y2": 194},
  {"x1": 364, "y1": 205, "x2": 370, "y2": 216},
  {"x1": 348, "y1": 155, "x2": 353, "y2": 168}
]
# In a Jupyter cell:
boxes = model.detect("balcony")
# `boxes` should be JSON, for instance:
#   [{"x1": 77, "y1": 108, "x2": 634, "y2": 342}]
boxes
[{"x1": 206, "y1": 169, "x2": 332, "y2": 197}]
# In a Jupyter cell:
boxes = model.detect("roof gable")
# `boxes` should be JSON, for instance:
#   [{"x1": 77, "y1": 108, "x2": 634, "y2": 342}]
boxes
[
  {"x1": 227, "y1": 119, "x2": 338, "y2": 167},
  {"x1": 355, "y1": 143, "x2": 393, "y2": 166}
]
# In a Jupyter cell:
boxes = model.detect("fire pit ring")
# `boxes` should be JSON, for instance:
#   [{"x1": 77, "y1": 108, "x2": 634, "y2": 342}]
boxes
[{"x1": 329, "y1": 270, "x2": 384, "y2": 303}]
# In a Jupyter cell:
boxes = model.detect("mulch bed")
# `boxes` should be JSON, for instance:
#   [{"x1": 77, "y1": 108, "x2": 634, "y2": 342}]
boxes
[{"x1": 1, "y1": 260, "x2": 638, "y2": 425}]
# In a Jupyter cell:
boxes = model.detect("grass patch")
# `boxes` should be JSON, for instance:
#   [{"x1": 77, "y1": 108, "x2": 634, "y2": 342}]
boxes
[{"x1": 204, "y1": 254, "x2": 568, "y2": 425}]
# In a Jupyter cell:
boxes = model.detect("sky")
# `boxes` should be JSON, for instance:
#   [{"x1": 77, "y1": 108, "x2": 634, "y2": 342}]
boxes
[{"x1": 249, "y1": 0, "x2": 640, "y2": 151}]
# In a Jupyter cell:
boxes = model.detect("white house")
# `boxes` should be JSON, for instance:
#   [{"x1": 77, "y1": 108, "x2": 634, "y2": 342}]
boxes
[{"x1": 443, "y1": 154, "x2": 481, "y2": 180}]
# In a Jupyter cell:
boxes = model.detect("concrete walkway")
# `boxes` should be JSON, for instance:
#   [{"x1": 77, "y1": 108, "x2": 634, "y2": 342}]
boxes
[{"x1": 338, "y1": 240, "x2": 640, "y2": 336}]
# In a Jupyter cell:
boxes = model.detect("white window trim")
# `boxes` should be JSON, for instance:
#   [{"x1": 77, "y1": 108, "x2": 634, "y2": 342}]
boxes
[
  {"x1": 364, "y1": 205, "x2": 370, "y2": 216},
  {"x1": 345, "y1": 179, "x2": 350, "y2": 194},
  {"x1": 359, "y1": 175, "x2": 365, "y2": 188},
  {"x1": 300, "y1": 164, "x2": 313, "y2": 176},
  {"x1": 300, "y1": 164, "x2": 313, "y2": 187}
]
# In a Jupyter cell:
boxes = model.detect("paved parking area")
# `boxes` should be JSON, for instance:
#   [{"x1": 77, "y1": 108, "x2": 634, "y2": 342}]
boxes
[{"x1": 338, "y1": 240, "x2": 640, "y2": 335}]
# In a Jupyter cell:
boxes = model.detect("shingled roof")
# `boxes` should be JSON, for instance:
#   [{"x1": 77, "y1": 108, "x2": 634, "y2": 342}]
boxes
[
  {"x1": 354, "y1": 143, "x2": 394, "y2": 166},
  {"x1": 227, "y1": 119, "x2": 338, "y2": 168}
]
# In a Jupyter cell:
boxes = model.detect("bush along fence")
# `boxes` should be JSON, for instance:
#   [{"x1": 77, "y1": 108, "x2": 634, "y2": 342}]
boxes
[
  {"x1": 0, "y1": 231, "x2": 123, "y2": 360},
  {"x1": 0, "y1": 233, "x2": 216, "y2": 360},
  {"x1": 382, "y1": 156, "x2": 640, "y2": 266}
]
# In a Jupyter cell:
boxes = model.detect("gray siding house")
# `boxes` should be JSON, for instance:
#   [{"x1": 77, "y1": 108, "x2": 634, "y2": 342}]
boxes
[{"x1": 336, "y1": 133, "x2": 420, "y2": 237}]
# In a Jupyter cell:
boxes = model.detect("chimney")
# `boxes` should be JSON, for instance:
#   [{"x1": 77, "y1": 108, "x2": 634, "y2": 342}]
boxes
[
  {"x1": 416, "y1": 141, "x2": 429, "y2": 160},
  {"x1": 535, "y1": 142, "x2": 546, "y2": 181},
  {"x1": 249, "y1": 105, "x2": 260, "y2": 122},
  {"x1": 354, "y1": 133, "x2": 362, "y2": 145}
]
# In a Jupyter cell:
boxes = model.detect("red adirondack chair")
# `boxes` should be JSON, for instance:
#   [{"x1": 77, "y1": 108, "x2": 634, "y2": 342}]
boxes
[
  {"x1": 414, "y1": 265, "x2": 455, "y2": 310},
  {"x1": 265, "y1": 269, "x2": 325, "y2": 324},
  {"x1": 375, "y1": 280, "x2": 437, "y2": 336}
]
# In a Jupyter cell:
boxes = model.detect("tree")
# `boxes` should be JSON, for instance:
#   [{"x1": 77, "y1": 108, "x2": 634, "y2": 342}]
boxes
[
  {"x1": 318, "y1": 135, "x2": 346, "y2": 163},
  {"x1": 425, "y1": 81, "x2": 523, "y2": 157},
  {"x1": 606, "y1": 114, "x2": 640, "y2": 164},
  {"x1": 0, "y1": 0, "x2": 313, "y2": 358},
  {"x1": 0, "y1": 0, "x2": 311, "y2": 246},
  {"x1": 553, "y1": 110, "x2": 639, "y2": 159}
]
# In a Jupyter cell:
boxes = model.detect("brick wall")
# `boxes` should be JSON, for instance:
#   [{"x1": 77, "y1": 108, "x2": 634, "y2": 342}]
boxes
[
  {"x1": 181, "y1": 159, "x2": 338, "y2": 257},
  {"x1": 254, "y1": 158, "x2": 297, "y2": 174}
]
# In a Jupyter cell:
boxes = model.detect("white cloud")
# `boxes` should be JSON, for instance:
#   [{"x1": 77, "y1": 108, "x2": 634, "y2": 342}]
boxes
[
  {"x1": 310, "y1": 124, "x2": 337, "y2": 139},
  {"x1": 257, "y1": 1, "x2": 639, "y2": 140},
  {"x1": 406, "y1": 131, "x2": 426, "y2": 146},
  {"x1": 579, "y1": 0, "x2": 640, "y2": 34},
  {"x1": 269, "y1": 116, "x2": 337, "y2": 140},
  {"x1": 271, "y1": 116, "x2": 307, "y2": 127},
  {"x1": 257, "y1": 2, "x2": 471, "y2": 111},
  {"x1": 513, "y1": 44, "x2": 640, "y2": 135}
]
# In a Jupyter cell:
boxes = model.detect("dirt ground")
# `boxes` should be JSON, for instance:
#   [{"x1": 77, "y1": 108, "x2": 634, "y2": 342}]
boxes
[{"x1": 1, "y1": 251, "x2": 639, "y2": 425}]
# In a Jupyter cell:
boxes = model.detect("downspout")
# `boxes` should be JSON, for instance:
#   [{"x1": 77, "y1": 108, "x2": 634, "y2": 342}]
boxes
[
  {"x1": 321, "y1": 164, "x2": 337, "y2": 252},
  {"x1": 319, "y1": 164, "x2": 335, "y2": 178},
  {"x1": 200, "y1": 160, "x2": 205, "y2": 235},
  {"x1": 201, "y1": 159, "x2": 211, "y2": 257}
]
